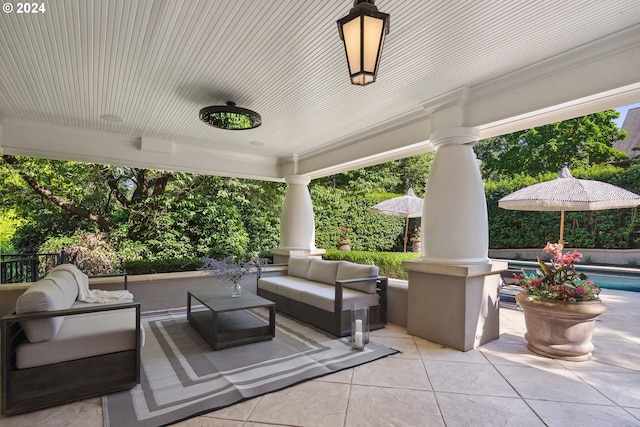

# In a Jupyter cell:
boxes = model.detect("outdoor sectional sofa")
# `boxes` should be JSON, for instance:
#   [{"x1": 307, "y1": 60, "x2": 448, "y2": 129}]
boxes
[
  {"x1": 257, "y1": 257, "x2": 387, "y2": 337},
  {"x1": 1, "y1": 265, "x2": 142, "y2": 415}
]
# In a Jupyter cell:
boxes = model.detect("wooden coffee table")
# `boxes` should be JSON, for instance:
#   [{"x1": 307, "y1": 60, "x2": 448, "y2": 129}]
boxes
[{"x1": 187, "y1": 289, "x2": 275, "y2": 350}]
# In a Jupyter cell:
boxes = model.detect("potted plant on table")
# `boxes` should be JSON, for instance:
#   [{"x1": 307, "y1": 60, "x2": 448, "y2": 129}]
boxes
[
  {"x1": 201, "y1": 256, "x2": 268, "y2": 297},
  {"x1": 514, "y1": 242, "x2": 607, "y2": 361}
]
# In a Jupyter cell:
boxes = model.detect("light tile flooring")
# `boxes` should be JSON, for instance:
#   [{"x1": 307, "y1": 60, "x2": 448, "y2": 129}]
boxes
[{"x1": 2, "y1": 288, "x2": 639, "y2": 427}]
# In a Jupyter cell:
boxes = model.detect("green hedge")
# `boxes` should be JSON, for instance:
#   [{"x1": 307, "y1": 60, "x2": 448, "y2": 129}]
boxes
[
  {"x1": 123, "y1": 257, "x2": 203, "y2": 275},
  {"x1": 323, "y1": 250, "x2": 420, "y2": 280},
  {"x1": 311, "y1": 187, "x2": 406, "y2": 252},
  {"x1": 122, "y1": 251, "x2": 421, "y2": 279},
  {"x1": 486, "y1": 165, "x2": 640, "y2": 249}
]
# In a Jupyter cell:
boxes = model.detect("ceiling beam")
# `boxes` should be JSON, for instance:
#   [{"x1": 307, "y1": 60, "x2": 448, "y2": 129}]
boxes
[{"x1": 0, "y1": 118, "x2": 281, "y2": 181}]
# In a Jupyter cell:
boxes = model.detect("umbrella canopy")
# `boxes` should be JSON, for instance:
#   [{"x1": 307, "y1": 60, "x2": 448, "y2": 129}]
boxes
[
  {"x1": 499, "y1": 165, "x2": 640, "y2": 246},
  {"x1": 370, "y1": 188, "x2": 424, "y2": 252}
]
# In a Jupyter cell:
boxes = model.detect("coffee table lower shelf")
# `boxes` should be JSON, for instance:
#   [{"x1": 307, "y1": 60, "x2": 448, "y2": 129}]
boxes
[
  {"x1": 188, "y1": 309, "x2": 274, "y2": 350},
  {"x1": 187, "y1": 290, "x2": 276, "y2": 350}
]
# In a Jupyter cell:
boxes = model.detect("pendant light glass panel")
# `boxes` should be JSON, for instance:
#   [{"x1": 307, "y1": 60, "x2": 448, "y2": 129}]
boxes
[{"x1": 337, "y1": 2, "x2": 389, "y2": 85}]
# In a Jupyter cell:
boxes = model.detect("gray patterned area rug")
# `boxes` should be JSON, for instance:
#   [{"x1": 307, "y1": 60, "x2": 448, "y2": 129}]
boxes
[{"x1": 103, "y1": 308, "x2": 398, "y2": 427}]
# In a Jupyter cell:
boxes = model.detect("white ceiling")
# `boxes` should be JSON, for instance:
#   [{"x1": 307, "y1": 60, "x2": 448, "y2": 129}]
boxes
[{"x1": 2, "y1": 0, "x2": 640, "y2": 181}]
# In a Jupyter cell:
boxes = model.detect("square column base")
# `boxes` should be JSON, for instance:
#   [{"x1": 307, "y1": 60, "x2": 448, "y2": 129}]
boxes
[
  {"x1": 403, "y1": 260, "x2": 507, "y2": 351},
  {"x1": 270, "y1": 248, "x2": 326, "y2": 264}
]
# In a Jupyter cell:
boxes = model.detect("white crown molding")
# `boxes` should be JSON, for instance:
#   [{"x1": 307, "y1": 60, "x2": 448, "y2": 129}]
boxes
[
  {"x1": 284, "y1": 110, "x2": 433, "y2": 178},
  {"x1": 470, "y1": 24, "x2": 640, "y2": 103},
  {"x1": 0, "y1": 118, "x2": 282, "y2": 180}
]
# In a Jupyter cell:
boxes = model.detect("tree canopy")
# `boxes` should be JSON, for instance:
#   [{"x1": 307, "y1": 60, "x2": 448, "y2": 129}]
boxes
[
  {"x1": 474, "y1": 111, "x2": 628, "y2": 179},
  {"x1": 1, "y1": 152, "x2": 431, "y2": 260},
  {"x1": 1, "y1": 155, "x2": 285, "y2": 259}
]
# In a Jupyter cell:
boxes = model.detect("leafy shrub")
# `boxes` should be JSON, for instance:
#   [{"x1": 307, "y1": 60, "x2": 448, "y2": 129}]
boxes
[
  {"x1": 323, "y1": 250, "x2": 420, "y2": 280},
  {"x1": 311, "y1": 187, "x2": 405, "y2": 252},
  {"x1": 123, "y1": 257, "x2": 203, "y2": 275},
  {"x1": 0, "y1": 210, "x2": 24, "y2": 253},
  {"x1": 39, "y1": 231, "x2": 120, "y2": 275}
]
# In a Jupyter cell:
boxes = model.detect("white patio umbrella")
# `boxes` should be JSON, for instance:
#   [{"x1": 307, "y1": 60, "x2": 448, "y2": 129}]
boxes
[
  {"x1": 370, "y1": 187, "x2": 424, "y2": 252},
  {"x1": 498, "y1": 165, "x2": 640, "y2": 247}
]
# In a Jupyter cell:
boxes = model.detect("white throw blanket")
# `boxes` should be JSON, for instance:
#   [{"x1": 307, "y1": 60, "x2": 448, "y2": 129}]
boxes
[{"x1": 51, "y1": 264, "x2": 134, "y2": 303}]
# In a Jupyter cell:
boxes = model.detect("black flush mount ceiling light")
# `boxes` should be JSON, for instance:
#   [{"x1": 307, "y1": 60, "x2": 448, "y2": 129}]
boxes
[
  {"x1": 337, "y1": 0, "x2": 390, "y2": 86},
  {"x1": 199, "y1": 102, "x2": 262, "y2": 130}
]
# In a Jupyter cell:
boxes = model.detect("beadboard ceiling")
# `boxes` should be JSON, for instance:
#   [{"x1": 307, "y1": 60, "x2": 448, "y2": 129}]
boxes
[{"x1": 2, "y1": 0, "x2": 640, "y2": 180}]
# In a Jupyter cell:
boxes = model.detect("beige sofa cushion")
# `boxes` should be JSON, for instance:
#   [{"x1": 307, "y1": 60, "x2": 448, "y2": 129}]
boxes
[
  {"x1": 258, "y1": 276, "x2": 314, "y2": 300},
  {"x1": 258, "y1": 259, "x2": 383, "y2": 316},
  {"x1": 336, "y1": 261, "x2": 379, "y2": 294},
  {"x1": 258, "y1": 276, "x2": 379, "y2": 313},
  {"x1": 16, "y1": 279, "x2": 67, "y2": 342},
  {"x1": 300, "y1": 284, "x2": 379, "y2": 313},
  {"x1": 307, "y1": 259, "x2": 339, "y2": 285},
  {"x1": 257, "y1": 277, "x2": 279, "y2": 294},
  {"x1": 16, "y1": 306, "x2": 142, "y2": 369},
  {"x1": 288, "y1": 256, "x2": 313, "y2": 279}
]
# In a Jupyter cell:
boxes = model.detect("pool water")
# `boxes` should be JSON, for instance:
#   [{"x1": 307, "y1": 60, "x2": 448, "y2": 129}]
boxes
[
  {"x1": 508, "y1": 262, "x2": 640, "y2": 293},
  {"x1": 586, "y1": 272, "x2": 640, "y2": 292}
]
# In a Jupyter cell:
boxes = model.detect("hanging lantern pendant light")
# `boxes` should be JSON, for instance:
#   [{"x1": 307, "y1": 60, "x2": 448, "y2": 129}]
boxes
[{"x1": 337, "y1": 0, "x2": 390, "y2": 86}]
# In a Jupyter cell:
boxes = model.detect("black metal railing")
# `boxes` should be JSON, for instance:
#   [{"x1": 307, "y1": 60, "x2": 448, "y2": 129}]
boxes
[{"x1": 0, "y1": 252, "x2": 66, "y2": 284}]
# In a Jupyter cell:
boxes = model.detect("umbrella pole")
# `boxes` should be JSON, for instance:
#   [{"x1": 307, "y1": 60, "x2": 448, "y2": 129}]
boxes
[
  {"x1": 404, "y1": 217, "x2": 409, "y2": 252},
  {"x1": 559, "y1": 210, "x2": 565, "y2": 248}
]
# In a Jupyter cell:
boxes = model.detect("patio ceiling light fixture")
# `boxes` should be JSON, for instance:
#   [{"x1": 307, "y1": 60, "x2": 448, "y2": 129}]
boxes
[
  {"x1": 337, "y1": 0, "x2": 390, "y2": 86},
  {"x1": 199, "y1": 102, "x2": 262, "y2": 130}
]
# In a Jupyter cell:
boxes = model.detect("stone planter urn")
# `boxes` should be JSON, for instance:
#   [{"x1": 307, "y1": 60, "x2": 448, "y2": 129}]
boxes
[
  {"x1": 337, "y1": 241, "x2": 351, "y2": 251},
  {"x1": 515, "y1": 292, "x2": 607, "y2": 361},
  {"x1": 411, "y1": 240, "x2": 421, "y2": 253}
]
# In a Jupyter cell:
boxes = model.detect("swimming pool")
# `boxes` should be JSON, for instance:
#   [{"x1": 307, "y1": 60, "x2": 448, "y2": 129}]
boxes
[{"x1": 507, "y1": 261, "x2": 640, "y2": 293}]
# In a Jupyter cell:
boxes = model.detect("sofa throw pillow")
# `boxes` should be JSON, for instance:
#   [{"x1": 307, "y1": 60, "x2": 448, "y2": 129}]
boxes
[
  {"x1": 307, "y1": 258, "x2": 340, "y2": 285},
  {"x1": 336, "y1": 261, "x2": 379, "y2": 294},
  {"x1": 288, "y1": 256, "x2": 313, "y2": 279},
  {"x1": 16, "y1": 279, "x2": 67, "y2": 342}
]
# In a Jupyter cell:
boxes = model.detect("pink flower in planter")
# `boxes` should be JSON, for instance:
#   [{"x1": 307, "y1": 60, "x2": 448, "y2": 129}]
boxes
[
  {"x1": 559, "y1": 251, "x2": 582, "y2": 266},
  {"x1": 530, "y1": 278, "x2": 543, "y2": 288},
  {"x1": 516, "y1": 242, "x2": 601, "y2": 302},
  {"x1": 543, "y1": 242, "x2": 563, "y2": 258}
]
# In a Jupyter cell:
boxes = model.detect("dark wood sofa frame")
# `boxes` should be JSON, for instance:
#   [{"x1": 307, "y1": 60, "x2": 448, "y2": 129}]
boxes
[
  {"x1": 1, "y1": 302, "x2": 141, "y2": 416},
  {"x1": 257, "y1": 265, "x2": 388, "y2": 337}
]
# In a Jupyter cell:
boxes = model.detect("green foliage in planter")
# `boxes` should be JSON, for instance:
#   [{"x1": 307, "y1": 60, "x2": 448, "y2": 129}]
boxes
[{"x1": 323, "y1": 250, "x2": 420, "y2": 280}]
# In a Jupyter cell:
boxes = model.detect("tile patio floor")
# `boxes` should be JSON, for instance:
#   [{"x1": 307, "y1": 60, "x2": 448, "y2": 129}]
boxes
[{"x1": 2, "y1": 288, "x2": 639, "y2": 427}]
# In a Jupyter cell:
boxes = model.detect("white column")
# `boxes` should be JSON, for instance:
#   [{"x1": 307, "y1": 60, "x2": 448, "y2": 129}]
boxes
[
  {"x1": 421, "y1": 127, "x2": 489, "y2": 265},
  {"x1": 272, "y1": 175, "x2": 325, "y2": 263},
  {"x1": 279, "y1": 175, "x2": 316, "y2": 250},
  {"x1": 403, "y1": 126, "x2": 504, "y2": 351}
]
